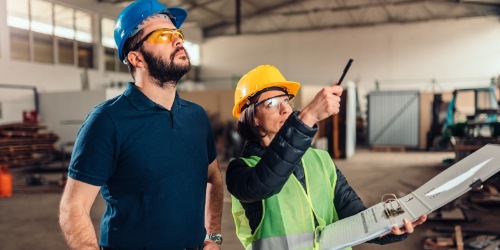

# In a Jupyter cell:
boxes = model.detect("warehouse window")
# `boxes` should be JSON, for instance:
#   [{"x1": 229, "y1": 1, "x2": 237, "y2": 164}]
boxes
[
  {"x1": 101, "y1": 18, "x2": 115, "y2": 48},
  {"x1": 58, "y1": 39, "x2": 75, "y2": 65},
  {"x1": 6, "y1": 0, "x2": 94, "y2": 67},
  {"x1": 54, "y1": 5, "x2": 75, "y2": 40},
  {"x1": 104, "y1": 47, "x2": 127, "y2": 72},
  {"x1": 102, "y1": 17, "x2": 127, "y2": 72},
  {"x1": 31, "y1": 0, "x2": 53, "y2": 35},
  {"x1": 7, "y1": 0, "x2": 29, "y2": 30},
  {"x1": 10, "y1": 28, "x2": 30, "y2": 61},
  {"x1": 33, "y1": 32, "x2": 54, "y2": 63},
  {"x1": 75, "y1": 11, "x2": 92, "y2": 43},
  {"x1": 78, "y1": 43, "x2": 93, "y2": 69},
  {"x1": 104, "y1": 47, "x2": 115, "y2": 71}
]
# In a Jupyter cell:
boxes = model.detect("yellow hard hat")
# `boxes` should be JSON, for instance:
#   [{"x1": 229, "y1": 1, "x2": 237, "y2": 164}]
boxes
[{"x1": 232, "y1": 65, "x2": 300, "y2": 119}]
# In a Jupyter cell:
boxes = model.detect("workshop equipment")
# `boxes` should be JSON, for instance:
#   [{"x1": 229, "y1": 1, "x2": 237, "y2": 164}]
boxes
[
  {"x1": 0, "y1": 164, "x2": 13, "y2": 197},
  {"x1": 432, "y1": 85, "x2": 499, "y2": 151}
]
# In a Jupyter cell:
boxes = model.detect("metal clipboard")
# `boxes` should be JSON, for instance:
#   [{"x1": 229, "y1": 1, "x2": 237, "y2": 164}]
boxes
[{"x1": 319, "y1": 144, "x2": 500, "y2": 250}]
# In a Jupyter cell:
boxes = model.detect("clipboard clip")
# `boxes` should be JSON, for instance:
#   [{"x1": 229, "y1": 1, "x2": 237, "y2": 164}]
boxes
[
  {"x1": 469, "y1": 178, "x2": 483, "y2": 191},
  {"x1": 381, "y1": 194, "x2": 405, "y2": 219}
]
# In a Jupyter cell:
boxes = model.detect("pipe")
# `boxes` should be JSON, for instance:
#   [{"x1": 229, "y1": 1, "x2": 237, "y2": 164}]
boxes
[{"x1": 0, "y1": 83, "x2": 39, "y2": 112}]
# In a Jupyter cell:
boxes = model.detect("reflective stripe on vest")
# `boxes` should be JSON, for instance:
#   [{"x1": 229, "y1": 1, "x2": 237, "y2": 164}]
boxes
[{"x1": 252, "y1": 231, "x2": 314, "y2": 250}]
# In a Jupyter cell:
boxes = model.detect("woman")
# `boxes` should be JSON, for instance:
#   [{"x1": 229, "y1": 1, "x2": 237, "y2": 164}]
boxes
[{"x1": 226, "y1": 65, "x2": 426, "y2": 250}]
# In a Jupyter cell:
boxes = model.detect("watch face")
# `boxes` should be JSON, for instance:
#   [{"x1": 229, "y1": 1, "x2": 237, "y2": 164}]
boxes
[{"x1": 207, "y1": 234, "x2": 223, "y2": 244}]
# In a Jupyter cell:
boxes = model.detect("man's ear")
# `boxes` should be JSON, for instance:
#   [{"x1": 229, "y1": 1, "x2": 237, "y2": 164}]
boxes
[{"x1": 127, "y1": 51, "x2": 144, "y2": 68}]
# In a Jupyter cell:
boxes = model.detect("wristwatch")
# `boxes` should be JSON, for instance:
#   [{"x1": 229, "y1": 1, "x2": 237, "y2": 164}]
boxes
[{"x1": 205, "y1": 233, "x2": 223, "y2": 245}]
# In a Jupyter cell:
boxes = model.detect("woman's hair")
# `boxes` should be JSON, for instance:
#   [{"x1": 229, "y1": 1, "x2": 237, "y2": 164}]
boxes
[{"x1": 237, "y1": 103, "x2": 264, "y2": 143}]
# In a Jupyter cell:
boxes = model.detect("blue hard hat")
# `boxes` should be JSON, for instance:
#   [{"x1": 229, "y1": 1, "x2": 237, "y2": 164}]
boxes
[{"x1": 114, "y1": 0, "x2": 187, "y2": 63}]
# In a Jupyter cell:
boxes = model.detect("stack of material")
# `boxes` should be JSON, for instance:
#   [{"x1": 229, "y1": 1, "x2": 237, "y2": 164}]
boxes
[{"x1": 0, "y1": 123, "x2": 59, "y2": 167}]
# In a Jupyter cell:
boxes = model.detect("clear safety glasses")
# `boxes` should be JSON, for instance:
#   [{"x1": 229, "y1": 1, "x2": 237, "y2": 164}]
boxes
[
  {"x1": 131, "y1": 28, "x2": 185, "y2": 51},
  {"x1": 254, "y1": 94, "x2": 295, "y2": 114}
]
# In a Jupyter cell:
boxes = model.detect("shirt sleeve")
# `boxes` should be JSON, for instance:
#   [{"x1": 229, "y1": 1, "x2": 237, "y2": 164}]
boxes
[{"x1": 68, "y1": 108, "x2": 118, "y2": 186}]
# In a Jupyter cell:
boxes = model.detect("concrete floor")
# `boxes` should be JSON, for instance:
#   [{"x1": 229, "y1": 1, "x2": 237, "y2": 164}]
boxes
[{"x1": 1, "y1": 148, "x2": 499, "y2": 250}]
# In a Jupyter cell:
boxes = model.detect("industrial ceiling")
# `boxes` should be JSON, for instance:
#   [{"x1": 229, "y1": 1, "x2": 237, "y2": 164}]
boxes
[{"x1": 97, "y1": 0, "x2": 500, "y2": 38}]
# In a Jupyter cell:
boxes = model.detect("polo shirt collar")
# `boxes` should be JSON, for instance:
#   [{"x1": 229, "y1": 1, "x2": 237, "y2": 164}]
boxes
[{"x1": 124, "y1": 82, "x2": 188, "y2": 111}]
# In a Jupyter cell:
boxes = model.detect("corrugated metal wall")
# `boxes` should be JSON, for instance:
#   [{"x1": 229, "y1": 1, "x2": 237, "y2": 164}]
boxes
[{"x1": 368, "y1": 90, "x2": 420, "y2": 147}]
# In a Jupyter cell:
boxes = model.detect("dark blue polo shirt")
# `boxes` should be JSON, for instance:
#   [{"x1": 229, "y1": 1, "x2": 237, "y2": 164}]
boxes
[{"x1": 68, "y1": 82, "x2": 217, "y2": 249}]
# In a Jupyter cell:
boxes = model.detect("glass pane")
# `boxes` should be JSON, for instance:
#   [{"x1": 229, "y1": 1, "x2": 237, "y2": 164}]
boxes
[
  {"x1": 7, "y1": 0, "x2": 29, "y2": 29},
  {"x1": 58, "y1": 39, "x2": 74, "y2": 65},
  {"x1": 75, "y1": 10, "x2": 92, "y2": 43},
  {"x1": 33, "y1": 32, "x2": 54, "y2": 63},
  {"x1": 77, "y1": 42, "x2": 93, "y2": 68},
  {"x1": 10, "y1": 28, "x2": 30, "y2": 61},
  {"x1": 55, "y1": 4, "x2": 75, "y2": 39},
  {"x1": 31, "y1": 0, "x2": 53, "y2": 35},
  {"x1": 104, "y1": 47, "x2": 115, "y2": 71},
  {"x1": 101, "y1": 18, "x2": 116, "y2": 48}
]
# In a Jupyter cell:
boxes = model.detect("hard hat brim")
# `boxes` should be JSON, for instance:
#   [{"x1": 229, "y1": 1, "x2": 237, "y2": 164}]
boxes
[{"x1": 168, "y1": 7, "x2": 188, "y2": 29}]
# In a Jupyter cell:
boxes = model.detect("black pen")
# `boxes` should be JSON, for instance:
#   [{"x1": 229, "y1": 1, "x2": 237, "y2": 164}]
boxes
[{"x1": 337, "y1": 59, "x2": 353, "y2": 86}]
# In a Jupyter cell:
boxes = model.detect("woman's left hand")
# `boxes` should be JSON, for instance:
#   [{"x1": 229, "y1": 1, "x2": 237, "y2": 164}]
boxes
[{"x1": 390, "y1": 214, "x2": 427, "y2": 235}]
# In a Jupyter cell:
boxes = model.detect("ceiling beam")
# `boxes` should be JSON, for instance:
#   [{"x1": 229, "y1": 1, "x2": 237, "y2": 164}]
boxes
[
  {"x1": 203, "y1": 0, "x2": 304, "y2": 35},
  {"x1": 236, "y1": 0, "x2": 241, "y2": 34},
  {"x1": 205, "y1": 8, "x2": 500, "y2": 37},
  {"x1": 460, "y1": 0, "x2": 500, "y2": 5},
  {"x1": 183, "y1": 0, "x2": 227, "y2": 19},
  {"x1": 280, "y1": 0, "x2": 456, "y2": 16},
  {"x1": 203, "y1": 0, "x2": 464, "y2": 36}
]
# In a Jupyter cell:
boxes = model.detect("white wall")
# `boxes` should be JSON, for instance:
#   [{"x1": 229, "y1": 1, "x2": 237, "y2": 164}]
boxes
[
  {"x1": 0, "y1": 59, "x2": 133, "y2": 124},
  {"x1": 36, "y1": 88, "x2": 125, "y2": 147},
  {"x1": 201, "y1": 16, "x2": 500, "y2": 92}
]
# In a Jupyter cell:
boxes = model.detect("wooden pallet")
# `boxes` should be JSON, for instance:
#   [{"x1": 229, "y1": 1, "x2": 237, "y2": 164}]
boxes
[
  {"x1": 0, "y1": 122, "x2": 59, "y2": 167},
  {"x1": 0, "y1": 144, "x2": 55, "y2": 155},
  {"x1": 0, "y1": 136, "x2": 58, "y2": 146},
  {"x1": 0, "y1": 123, "x2": 46, "y2": 132}
]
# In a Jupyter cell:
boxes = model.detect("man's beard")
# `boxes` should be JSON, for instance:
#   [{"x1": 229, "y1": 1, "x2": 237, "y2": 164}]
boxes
[{"x1": 140, "y1": 47, "x2": 191, "y2": 87}]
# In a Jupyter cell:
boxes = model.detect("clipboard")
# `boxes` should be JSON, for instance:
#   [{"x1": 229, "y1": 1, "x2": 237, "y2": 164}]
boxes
[{"x1": 319, "y1": 144, "x2": 500, "y2": 250}]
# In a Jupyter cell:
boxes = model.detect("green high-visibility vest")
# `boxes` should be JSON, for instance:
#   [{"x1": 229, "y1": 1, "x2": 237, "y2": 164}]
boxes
[{"x1": 232, "y1": 148, "x2": 350, "y2": 250}]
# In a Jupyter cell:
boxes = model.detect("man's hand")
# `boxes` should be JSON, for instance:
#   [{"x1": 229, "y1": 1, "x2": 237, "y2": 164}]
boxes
[{"x1": 203, "y1": 239, "x2": 221, "y2": 250}]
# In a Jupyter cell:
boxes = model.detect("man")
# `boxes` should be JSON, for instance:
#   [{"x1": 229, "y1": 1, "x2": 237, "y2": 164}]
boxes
[{"x1": 59, "y1": 0, "x2": 223, "y2": 249}]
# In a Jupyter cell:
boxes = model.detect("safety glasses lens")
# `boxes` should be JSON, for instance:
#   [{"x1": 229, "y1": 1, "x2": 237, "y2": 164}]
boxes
[
  {"x1": 255, "y1": 94, "x2": 294, "y2": 113},
  {"x1": 147, "y1": 29, "x2": 184, "y2": 44}
]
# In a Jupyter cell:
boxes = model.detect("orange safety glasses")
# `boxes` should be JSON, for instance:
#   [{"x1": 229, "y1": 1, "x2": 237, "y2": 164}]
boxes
[{"x1": 131, "y1": 28, "x2": 184, "y2": 52}]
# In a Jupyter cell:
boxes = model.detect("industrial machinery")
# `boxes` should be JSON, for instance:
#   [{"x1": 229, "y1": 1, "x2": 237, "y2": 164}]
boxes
[{"x1": 431, "y1": 85, "x2": 500, "y2": 154}]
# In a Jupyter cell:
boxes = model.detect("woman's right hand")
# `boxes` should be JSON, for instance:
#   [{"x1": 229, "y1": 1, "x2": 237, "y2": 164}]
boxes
[{"x1": 298, "y1": 84, "x2": 343, "y2": 127}]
